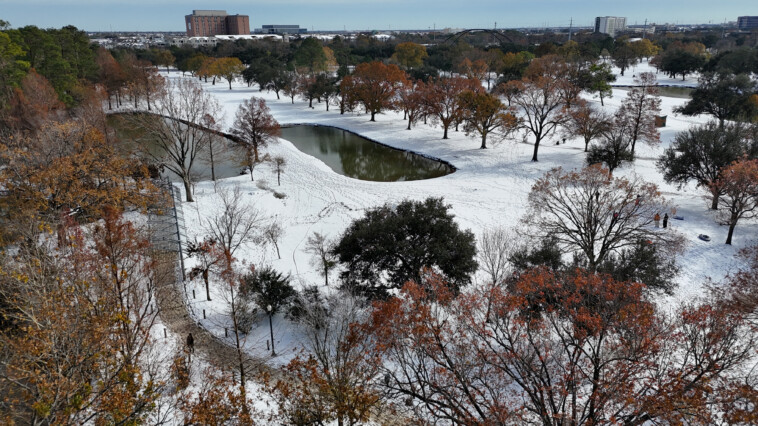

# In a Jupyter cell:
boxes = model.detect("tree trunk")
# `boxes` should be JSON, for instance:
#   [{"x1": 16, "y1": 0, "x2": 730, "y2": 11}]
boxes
[
  {"x1": 209, "y1": 142, "x2": 216, "y2": 181},
  {"x1": 599, "y1": 93, "x2": 605, "y2": 106},
  {"x1": 182, "y1": 177, "x2": 194, "y2": 202},
  {"x1": 203, "y1": 270, "x2": 211, "y2": 301},
  {"x1": 726, "y1": 221, "x2": 736, "y2": 245},
  {"x1": 370, "y1": 111, "x2": 376, "y2": 122},
  {"x1": 480, "y1": 132, "x2": 488, "y2": 149},
  {"x1": 443, "y1": 125, "x2": 449, "y2": 139},
  {"x1": 584, "y1": 137, "x2": 590, "y2": 152},
  {"x1": 268, "y1": 314, "x2": 276, "y2": 356},
  {"x1": 229, "y1": 80, "x2": 232, "y2": 90},
  {"x1": 710, "y1": 189, "x2": 719, "y2": 210},
  {"x1": 531, "y1": 135, "x2": 541, "y2": 162}
]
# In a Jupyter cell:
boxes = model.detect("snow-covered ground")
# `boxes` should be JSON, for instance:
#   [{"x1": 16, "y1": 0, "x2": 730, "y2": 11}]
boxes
[
  {"x1": 610, "y1": 60, "x2": 700, "y2": 87},
  {"x1": 168, "y1": 67, "x2": 756, "y2": 364}
]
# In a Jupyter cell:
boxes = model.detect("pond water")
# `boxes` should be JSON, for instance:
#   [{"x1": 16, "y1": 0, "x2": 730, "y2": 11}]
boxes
[
  {"x1": 107, "y1": 115, "x2": 454, "y2": 183},
  {"x1": 279, "y1": 125, "x2": 454, "y2": 182},
  {"x1": 107, "y1": 114, "x2": 247, "y2": 182},
  {"x1": 614, "y1": 86, "x2": 693, "y2": 99}
]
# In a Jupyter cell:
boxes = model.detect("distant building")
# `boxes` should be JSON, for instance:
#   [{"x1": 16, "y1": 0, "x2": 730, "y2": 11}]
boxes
[
  {"x1": 594, "y1": 16, "x2": 627, "y2": 36},
  {"x1": 738, "y1": 16, "x2": 758, "y2": 30},
  {"x1": 255, "y1": 25, "x2": 307, "y2": 35},
  {"x1": 185, "y1": 10, "x2": 249, "y2": 37}
]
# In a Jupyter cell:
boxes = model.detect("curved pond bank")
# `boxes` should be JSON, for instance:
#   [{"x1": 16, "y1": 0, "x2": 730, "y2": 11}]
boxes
[{"x1": 280, "y1": 124, "x2": 454, "y2": 182}]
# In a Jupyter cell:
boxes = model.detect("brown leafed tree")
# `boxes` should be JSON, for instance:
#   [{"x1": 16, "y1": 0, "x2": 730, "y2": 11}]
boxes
[
  {"x1": 524, "y1": 54, "x2": 581, "y2": 108},
  {"x1": 95, "y1": 47, "x2": 126, "y2": 109},
  {"x1": 269, "y1": 291, "x2": 382, "y2": 425},
  {"x1": 526, "y1": 164, "x2": 679, "y2": 270},
  {"x1": 564, "y1": 99, "x2": 612, "y2": 152},
  {"x1": 711, "y1": 158, "x2": 758, "y2": 245},
  {"x1": 0, "y1": 120, "x2": 160, "y2": 223},
  {"x1": 424, "y1": 76, "x2": 483, "y2": 139},
  {"x1": 371, "y1": 269, "x2": 757, "y2": 425},
  {"x1": 617, "y1": 72, "x2": 661, "y2": 154},
  {"x1": 179, "y1": 368, "x2": 259, "y2": 424},
  {"x1": 459, "y1": 90, "x2": 519, "y2": 149},
  {"x1": 396, "y1": 79, "x2": 427, "y2": 130},
  {"x1": 7, "y1": 69, "x2": 64, "y2": 132},
  {"x1": 0, "y1": 211, "x2": 166, "y2": 424},
  {"x1": 230, "y1": 96, "x2": 281, "y2": 181},
  {"x1": 348, "y1": 61, "x2": 408, "y2": 121}
]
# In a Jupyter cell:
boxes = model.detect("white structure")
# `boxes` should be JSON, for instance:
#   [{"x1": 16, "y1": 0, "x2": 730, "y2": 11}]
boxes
[{"x1": 595, "y1": 16, "x2": 627, "y2": 36}]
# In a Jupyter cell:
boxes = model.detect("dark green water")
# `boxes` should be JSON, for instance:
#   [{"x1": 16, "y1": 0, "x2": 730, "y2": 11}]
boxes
[
  {"x1": 280, "y1": 125, "x2": 454, "y2": 182},
  {"x1": 107, "y1": 115, "x2": 453, "y2": 182}
]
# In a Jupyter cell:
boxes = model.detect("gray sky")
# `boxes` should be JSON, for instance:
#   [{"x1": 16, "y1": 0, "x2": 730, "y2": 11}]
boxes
[{"x1": 1, "y1": 0, "x2": 753, "y2": 32}]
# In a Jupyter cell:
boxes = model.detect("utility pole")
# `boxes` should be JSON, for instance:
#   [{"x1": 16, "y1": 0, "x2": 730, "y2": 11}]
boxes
[
  {"x1": 643, "y1": 19, "x2": 648, "y2": 39},
  {"x1": 568, "y1": 17, "x2": 573, "y2": 41}
]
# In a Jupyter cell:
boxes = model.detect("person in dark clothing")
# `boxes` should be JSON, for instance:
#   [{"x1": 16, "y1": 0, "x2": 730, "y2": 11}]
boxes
[
  {"x1": 187, "y1": 333, "x2": 195, "y2": 353},
  {"x1": 663, "y1": 213, "x2": 669, "y2": 229}
]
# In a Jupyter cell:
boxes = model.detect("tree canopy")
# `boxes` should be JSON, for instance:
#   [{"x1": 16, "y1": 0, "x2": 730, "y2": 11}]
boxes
[{"x1": 332, "y1": 197, "x2": 477, "y2": 299}]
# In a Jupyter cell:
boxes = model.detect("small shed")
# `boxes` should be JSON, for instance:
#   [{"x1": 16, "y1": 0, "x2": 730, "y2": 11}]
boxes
[{"x1": 655, "y1": 115, "x2": 667, "y2": 127}]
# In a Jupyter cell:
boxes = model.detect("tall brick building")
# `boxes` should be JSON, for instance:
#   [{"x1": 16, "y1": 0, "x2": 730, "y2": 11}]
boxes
[{"x1": 185, "y1": 10, "x2": 250, "y2": 37}]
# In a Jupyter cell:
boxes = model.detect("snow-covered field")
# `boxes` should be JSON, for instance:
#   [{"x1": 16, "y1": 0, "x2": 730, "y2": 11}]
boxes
[{"x1": 169, "y1": 62, "x2": 756, "y2": 363}]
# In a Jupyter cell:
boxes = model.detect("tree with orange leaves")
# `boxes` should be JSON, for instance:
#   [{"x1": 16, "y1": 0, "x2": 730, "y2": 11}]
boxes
[
  {"x1": 0, "y1": 209, "x2": 167, "y2": 424},
  {"x1": 268, "y1": 290, "x2": 382, "y2": 425},
  {"x1": 347, "y1": 61, "x2": 408, "y2": 121},
  {"x1": 0, "y1": 120, "x2": 161, "y2": 224},
  {"x1": 711, "y1": 158, "x2": 758, "y2": 245},
  {"x1": 7, "y1": 69, "x2": 64, "y2": 131},
  {"x1": 396, "y1": 79, "x2": 427, "y2": 130},
  {"x1": 424, "y1": 76, "x2": 483, "y2": 139},
  {"x1": 370, "y1": 269, "x2": 757, "y2": 425},
  {"x1": 459, "y1": 90, "x2": 519, "y2": 149}
]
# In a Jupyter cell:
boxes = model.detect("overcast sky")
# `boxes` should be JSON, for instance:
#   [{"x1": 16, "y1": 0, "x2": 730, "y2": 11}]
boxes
[{"x1": 1, "y1": 0, "x2": 753, "y2": 32}]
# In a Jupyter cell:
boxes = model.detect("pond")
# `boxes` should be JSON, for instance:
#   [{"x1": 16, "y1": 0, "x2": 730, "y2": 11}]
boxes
[
  {"x1": 107, "y1": 115, "x2": 454, "y2": 183},
  {"x1": 614, "y1": 85, "x2": 693, "y2": 99},
  {"x1": 279, "y1": 125, "x2": 454, "y2": 182},
  {"x1": 107, "y1": 113, "x2": 247, "y2": 182}
]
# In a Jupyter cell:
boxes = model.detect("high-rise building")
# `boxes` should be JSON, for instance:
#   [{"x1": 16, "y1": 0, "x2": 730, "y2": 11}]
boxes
[
  {"x1": 594, "y1": 16, "x2": 627, "y2": 37},
  {"x1": 185, "y1": 10, "x2": 249, "y2": 37},
  {"x1": 738, "y1": 16, "x2": 758, "y2": 30}
]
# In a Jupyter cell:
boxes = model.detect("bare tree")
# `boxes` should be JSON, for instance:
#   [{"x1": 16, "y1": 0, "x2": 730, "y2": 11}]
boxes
[
  {"x1": 263, "y1": 220, "x2": 284, "y2": 259},
  {"x1": 131, "y1": 78, "x2": 219, "y2": 202},
  {"x1": 526, "y1": 165, "x2": 681, "y2": 271},
  {"x1": 478, "y1": 227, "x2": 517, "y2": 286},
  {"x1": 206, "y1": 186, "x2": 262, "y2": 256},
  {"x1": 272, "y1": 156, "x2": 286, "y2": 186},
  {"x1": 617, "y1": 72, "x2": 661, "y2": 154},
  {"x1": 304, "y1": 232, "x2": 337, "y2": 286},
  {"x1": 505, "y1": 74, "x2": 567, "y2": 162}
]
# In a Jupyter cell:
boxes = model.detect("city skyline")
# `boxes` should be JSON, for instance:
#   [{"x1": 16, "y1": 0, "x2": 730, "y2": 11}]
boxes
[{"x1": 2, "y1": 0, "x2": 753, "y2": 32}]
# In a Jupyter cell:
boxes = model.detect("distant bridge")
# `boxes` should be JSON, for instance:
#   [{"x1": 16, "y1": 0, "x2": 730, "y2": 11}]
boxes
[{"x1": 443, "y1": 28, "x2": 518, "y2": 44}]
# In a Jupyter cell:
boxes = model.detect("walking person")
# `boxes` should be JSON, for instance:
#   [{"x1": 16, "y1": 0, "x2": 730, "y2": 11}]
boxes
[
  {"x1": 654, "y1": 213, "x2": 660, "y2": 228},
  {"x1": 663, "y1": 213, "x2": 669, "y2": 229}
]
